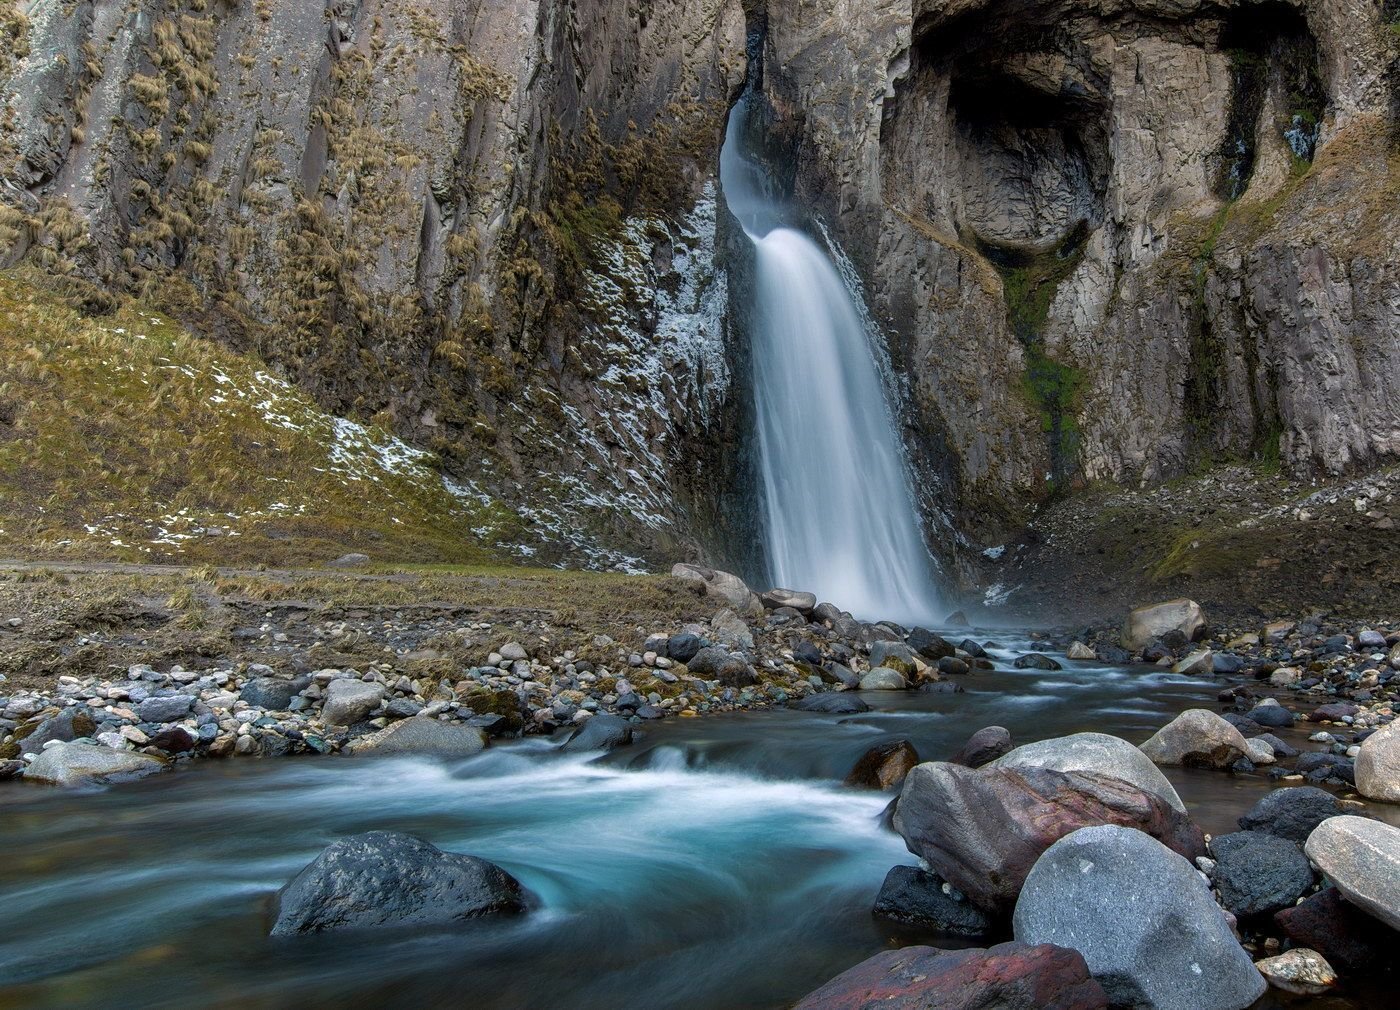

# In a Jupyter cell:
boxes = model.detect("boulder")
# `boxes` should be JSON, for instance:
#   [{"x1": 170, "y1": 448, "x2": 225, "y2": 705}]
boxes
[
  {"x1": 686, "y1": 646, "x2": 755, "y2": 687},
  {"x1": 148, "y1": 725, "x2": 197, "y2": 753},
  {"x1": 792, "y1": 693, "x2": 870, "y2": 714},
  {"x1": 824, "y1": 663, "x2": 861, "y2": 689},
  {"x1": 1122, "y1": 599, "x2": 1206, "y2": 650},
  {"x1": 949, "y1": 726, "x2": 1012, "y2": 768},
  {"x1": 906, "y1": 627, "x2": 955, "y2": 661},
  {"x1": 562, "y1": 713, "x2": 634, "y2": 752},
  {"x1": 137, "y1": 695, "x2": 195, "y2": 723},
  {"x1": 1014, "y1": 825, "x2": 1266, "y2": 1010},
  {"x1": 1170, "y1": 650, "x2": 1214, "y2": 675},
  {"x1": 760, "y1": 588, "x2": 816, "y2": 614},
  {"x1": 346, "y1": 719, "x2": 488, "y2": 757},
  {"x1": 666, "y1": 633, "x2": 702, "y2": 663},
  {"x1": 1247, "y1": 702, "x2": 1294, "y2": 729},
  {"x1": 321, "y1": 679, "x2": 384, "y2": 726},
  {"x1": 1243, "y1": 738, "x2": 1276, "y2": 765},
  {"x1": 270, "y1": 831, "x2": 525, "y2": 935},
  {"x1": 958, "y1": 639, "x2": 989, "y2": 658},
  {"x1": 1237, "y1": 787, "x2": 1345, "y2": 843},
  {"x1": 710, "y1": 609, "x2": 755, "y2": 649},
  {"x1": 1253, "y1": 949, "x2": 1336, "y2": 996},
  {"x1": 990, "y1": 732, "x2": 1186, "y2": 813},
  {"x1": 1304, "y1": 816, "x2": 1400, "y2": 931},
  {"x1": 859, "y1": 667, "x2": 908, "y2": 691},
  {"x1": 329, "y1": 553, "x2": 371, "y2": 567},
  {"x1": 1355, "y1": 719, "x2": 1400, "y2": 803},
  {"x1": 239, "y1": 676, "x2": 303, "y2": 712},
  {"x1": 23, "y1": 741, "x2": 166, "y2": 788},
  {"x1": 1012, "y1": 653, "x2": 1061, "y2": 671},
  {"x1": 845, "y1": 740, "x2": 919, "y2": 790},
  {"x1": 670, "y1": 564, "x2": 763, "y2": 617},
  {"x1": 893, "y1": 763, "x2": 1205, "y2": 915},
  {"x1": 11, "y1": 706, "x2": 97, "y2": 756},
  {"x1": 1308, "y1": 702, "x2": 1359, "y2": 723},
  {"x1": 869, "y1": 641, "x2": 918, "y2": 676},
  {"x1": 1274, "y1": 887, "x2": 1399, "y2": 973},
  {"x1": 1209, "y1": 830, "x2": 1316, "y2": 918},
  {"x1": 1065, "y1": 642, "x2": 1096, "y2": 661},
  {"x1": 935, "y1": 656, "x2": 969, "y2": 676},
  {"x1": 0, "y1": 759, "x2": 22, "y2": 780},
  {"x1": 871, "y1": 865, "x2": 994, "y2": 938},
  {"x1": 792, "y1": 942, "x2": 1108, "y2": 1010},
  {"x1": 1138, "y1": 709, "x2": 1250, "y2": 769}
]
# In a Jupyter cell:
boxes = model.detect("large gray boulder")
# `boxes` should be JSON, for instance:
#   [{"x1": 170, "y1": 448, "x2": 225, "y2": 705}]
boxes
[
  {"x1": 23, "y1": 741, "x2": 166, "y2": 788},
  {"x1": 894, "y1": 762, "x2": 1205, "y2": 915},
  {"x1": 1139, "y1": 709, "x2": 1249, "y2": 769},
  {"x1": 991, "y1": 732, "x2": 1186, "y2": 813},
  {"x1": 859, "y1": 667, "x2": 908, "y2": 691},
  {"x1": 562, "y1": 713, "x2": 634, "y2": 752},
  {"x1": 271, "y1": 831, "x2": 525, "y2": 935},
  {"x1": 1014, "y1": 825, "x2": 1267, "y2": 1010},
  {"x1": 321, "y1": 679, "x2": 384, "y2": 726},
  {"x1": 760, "y1": 587, "x2": 817, "y2": 614},
  {"x1": 1122, "y1": 599, "x2": 1206, "y2": 650},
  {"x1": 1355, "y1": 720, "x2": 1400, "y2": 803},
  {"x1": 346, "y1": 719, "x2": 487, "y2": 757},
  {"x1": 1304, "y1": 816, "x2": 1400, "y2": 932}
]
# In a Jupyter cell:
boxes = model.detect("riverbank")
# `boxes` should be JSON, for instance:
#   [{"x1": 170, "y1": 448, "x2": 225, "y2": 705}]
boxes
[{"x1": 2, "y1": 560, "x2": 1395, "y2": 796}]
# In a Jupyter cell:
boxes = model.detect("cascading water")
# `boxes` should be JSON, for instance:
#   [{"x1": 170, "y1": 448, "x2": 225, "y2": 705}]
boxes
[{"x1": 720, "y1": 94, "x2": 942, "y2": 625}]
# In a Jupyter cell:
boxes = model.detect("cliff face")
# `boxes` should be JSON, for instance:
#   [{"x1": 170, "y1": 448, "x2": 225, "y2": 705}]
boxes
[
  {"x1": 761, "y1": 0, "x2": 1400, "y2": 558},
  {"x1": 4, "y1": 0, "x2": 1399, "y2": 585},
  {"x1": 0, "y1": 0, "x2": 747, "y2": 569}
]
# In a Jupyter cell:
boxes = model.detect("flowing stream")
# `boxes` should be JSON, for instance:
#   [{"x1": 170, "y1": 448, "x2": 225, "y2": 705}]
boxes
[
  {"x1": 4, "y1": 645, "x2": 1384, "y2": 1010},
  {"x1": 720, "y1": 95, "x2": 942, "y2": 625}
]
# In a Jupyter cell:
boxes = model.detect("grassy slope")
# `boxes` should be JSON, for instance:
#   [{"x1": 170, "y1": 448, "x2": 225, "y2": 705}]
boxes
[{"x1": 0, "y1": 270, "x2": 532, "y2": 567}]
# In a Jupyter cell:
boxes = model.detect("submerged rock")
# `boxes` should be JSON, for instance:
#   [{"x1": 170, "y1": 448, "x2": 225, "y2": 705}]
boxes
[
  {"x1": 1014, "y1": 825, "x2": 1266, "y2": 1010},
  {"x1": 894, "y1": 762, "x2": 1204, "y2": 915},
  {"x1": 792, "y1": 941, "x2": 1107, "y2": 1010},
  {"x1": 1138, "y1": 709, "x2": 1249, "y2": 769},
  {"x1": 949, "y1": 725, "x2": 1012, "y2": 768},
  {"x1": 793, "y1": 693, "x2": 869, "y2": 714},
  {"x1": 1254, "y1": 949, "x2": 1337, "y2": 996},
  {"x1": 562, "y1": 713, "x2": 634, "y2": 752},
  {"x1": 1274, "y1": 887, "x2": 1399, "y2": 973},
  {"x1": 1012, "y1": 653, "x2": 1061, "y2": 671},
  {"x1": 845, "y1": 740, "x2": 919, "y2": 790},
  {"x1": 270, "y1": 831, "x2": 525, "y2": 935},
  {"x1": 23, "y1": 741, "x2": 166, "y2": 788},
  {"x1": 871, "y1": 865, "x2": 994, "y2": 938}
]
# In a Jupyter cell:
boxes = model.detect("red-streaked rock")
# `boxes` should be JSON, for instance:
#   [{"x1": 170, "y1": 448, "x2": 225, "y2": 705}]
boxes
[
  {"x1": 792, "y1": 941, "x2": 1108, "y2": 1010},
  {"x1": 893, "y1": 762, "x2": 1205, "y2": 915}
]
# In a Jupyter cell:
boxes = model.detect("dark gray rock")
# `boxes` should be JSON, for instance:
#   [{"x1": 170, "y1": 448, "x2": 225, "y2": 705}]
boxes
[
  {"x1": 1248, "y1": 703, "x2": 1295, "y2": 728},
  {"x1": 824, "y1": 662, "x2": 861, "y2": 688},
  {"x1": 1213, "y1": 653, "x2": 1245, "y2": 674},
  {"x1": 562, "y1": 713, "x2": 634, "y2": 752},
  {"x1": 1210, "y1": 830, "x2": 1316, "y2": 918},
  {"x1": 685, "y1": 646, "x2": 755, "y2": 686},
  {"x1": 958, "y1": 638, "x2": 988, "y2": 658},
  {"x1": 1237, "y1": 787, "x2": 1345, "y2": 843},
  {"x1": 1014, "y1": 825, "x2": 1267, "y2": 1010},
  {"x1": 383, "y1": 698, "x2": 422, "y2": 719},
  {"x1": 950, "y1": 725, "x2": 1012, "y2": 768},
  {"x1": 792, "y1": 640, "x2": 823, "y2": 666},
  {"x1": 792, "y1": 693, "x2": 870, "y2": 714},
  {"x1": 666, "y1": 633, "x2": 702, "y2": 663},
  {"x1": 148, "y1": 725, "x2": 197, "y2": 753},
  {"x1": 1255, "y1": 733, "x2": 1299, "y2": 758},
  {"x1": 12, "y1": 706, "x2": 97, "y2": 755},
  {"x1": 936, "y1": 656, "x2": 970, "y2": 675},
  {"x1": 270, "y1": 831, "x2": 525, "y2": 935},
  {"x1": 907, "y1": 627, "x2": 954, "y2": 661},
  {"x1": 138, "y1": 695, "x2": 195, "y2": 723},
  {"x1": 239, "y1": 677, "x2": 303, "y2": 711},
  {"x1": 872, "y1": 865, "x2": 993, "y2": 937},
  {"x1": 1013, "y1": 653, "x2": 1062, "y2": 671}
]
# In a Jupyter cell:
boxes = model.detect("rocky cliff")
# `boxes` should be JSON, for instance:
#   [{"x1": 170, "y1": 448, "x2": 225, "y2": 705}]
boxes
[
  {"x1": 760, "y1": 0, "x2": 1400, "y2": 562},
  {"x1": 1, "y1": 0, "x2": 747, "y2": 569},
  {"x1": 4, "y1": 0, "x2": 1399, "y2": 592}
]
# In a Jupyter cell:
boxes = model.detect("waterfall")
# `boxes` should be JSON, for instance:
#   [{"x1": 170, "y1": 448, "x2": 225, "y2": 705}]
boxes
[{"x1": 719, "y1": 95, "x2": 942, "y2": 625}]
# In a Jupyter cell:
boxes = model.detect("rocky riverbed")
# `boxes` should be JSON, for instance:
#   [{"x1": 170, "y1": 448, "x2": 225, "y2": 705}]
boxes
[{"x1": 3, "y1": 561, "x2": 1399, "y2": 1008}]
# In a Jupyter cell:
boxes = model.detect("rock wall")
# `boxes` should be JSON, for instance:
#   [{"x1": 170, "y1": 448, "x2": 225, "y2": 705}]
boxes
[
  {"x1": 759, "y1": 0, "x2": 1400, "y2": 559},
  {"x1": 0, "y1": 0, "x2": 747, "y2": 569}
]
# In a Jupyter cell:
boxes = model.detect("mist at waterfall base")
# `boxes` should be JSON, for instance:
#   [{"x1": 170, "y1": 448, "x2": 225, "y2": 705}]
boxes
[{"x1": 720, "y1": 97, "x2": 942, "y2": 627}]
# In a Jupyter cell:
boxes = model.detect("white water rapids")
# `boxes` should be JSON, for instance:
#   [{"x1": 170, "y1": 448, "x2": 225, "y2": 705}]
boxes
[{"x1": 719, "y1": 97, "x2": 942, "y2": 625}]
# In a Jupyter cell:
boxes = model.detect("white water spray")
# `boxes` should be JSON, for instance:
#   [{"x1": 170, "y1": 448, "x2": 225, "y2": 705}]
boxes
[{"x1": 719, "y1": 97, "x2": 942, "y2": 625}]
